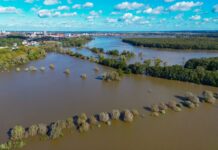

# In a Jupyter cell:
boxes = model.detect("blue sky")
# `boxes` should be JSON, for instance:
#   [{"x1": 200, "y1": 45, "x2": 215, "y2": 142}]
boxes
[{"x1": 0, "y1": 0, "x2": 217, "y2": 31}]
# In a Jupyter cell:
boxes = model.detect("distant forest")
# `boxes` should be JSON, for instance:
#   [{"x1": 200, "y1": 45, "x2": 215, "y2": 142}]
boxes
[{"x1": 122, "y1": 37, "x2": 218, "y2": 50}]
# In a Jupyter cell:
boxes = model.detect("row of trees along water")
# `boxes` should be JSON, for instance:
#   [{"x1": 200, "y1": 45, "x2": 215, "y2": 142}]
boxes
[
  {"x1": 0, "y1": 47, "x2": 46, "y2": 69},
  {"x1": 98, "y1": 56, "x2": 218, "y2": 87},
  {"x1": 184, "y1": 57, "x2": 218, "y2": 71},
  {"x1": 122, "y1": 37, "x2": 218, "y2": 50}
]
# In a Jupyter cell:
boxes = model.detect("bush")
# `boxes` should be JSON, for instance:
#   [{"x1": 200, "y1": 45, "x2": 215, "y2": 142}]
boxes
[
  {"x1": 111, "y1": 109, "x2": 120, "y2": 120},
  {"x1": 106, "y1": 50, "x2": 119, "y2": 56},
  {"x1": 102, "y1": 71, "x2": 121, "y2": 81},
  {"x1": 202, "y1": 91, "x2": 216, "y2": 104},
  {"x1": 79, "y1": 122, "x2": 90, "y2": 132},
  {"x1": 185, "y1": 57, "x2": 218, "y2": 71},
  {"x1": 49, "y1": 64, "x2": 55, "y2": 69},
  {"x1": 37, "y1": 124, "x2": 47, "y2": 136},
  {"x1": 89, "y1": 115, "x2": 98, "y2": 125},
  {"x1": 28, "y1": 125, "x2": 38, "y2": 137},
  {"x1": 99, "y1": 112, "x2": 110, "y2": 123},
  {"x1": 185, "y1": 92, "x2": 200, "y2": 105},
  {"x1": 64, "y1": 69, "x2": 70, "y2": 75},
  {"x1": 48, "y1": 121, "x2": 65, "y2": 139},
  {"x1": 131, "y1": 109, "x2": 139, "y2": 116},
  {"x1": 122, "y1": 110, "x2": 134, "y2": 122},
  {"x1": 80, "y1": 74, "x2": 87, "y2": 79},
  {"x1": 77, "y1": 113, "x2": 88, "y2": 125},
  {"x1": 10, "y1": 125, "x2": 25, "y2": 141},
  {"x1": 167, "y1": 101, "x2": 182, "y2": 112},
  {"x1": 65, "y1": 117, "x2": 74, "y2": 128}
]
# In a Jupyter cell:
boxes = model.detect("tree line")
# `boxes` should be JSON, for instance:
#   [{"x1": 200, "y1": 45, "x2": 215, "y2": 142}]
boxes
[
  {"x1": 184, "y1": 57, "x2": 218, "y2": 71},
  {"x1": 122, "y1": 37, "x2": 218, "y2": 50}
]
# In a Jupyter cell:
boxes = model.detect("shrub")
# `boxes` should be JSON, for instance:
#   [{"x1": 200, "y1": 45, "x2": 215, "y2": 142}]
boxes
[
  {"x1": 80, "y1": 74, "x2": 87, "y2": 79},
  {"x1": 29, "y1": 66, "x2": 37, "y2": 71},
  {"x1": 77, "y1": 113, "x2": 88, "y2": 125},
  {"x1": 202, "y1": 91, "x2": 216, "y2": 104},
  {"x1": 48, "y1": 121, "x2": 65, "y2": 139},
  {"x1": 79, "y1": 122, "x2": 90, "y2": 132},
  {"x1": 183, "y1": 101, "x2": 196, "y2": 108},
  {"x1": 167, "y1": 100, "x2": 182, "y2": 112},
  {"x1": 159, "y1": 102, "x2": 168, "y2": 111},
  {"x1": 131, "y1": 109, "x2": 139, "y2": 116},
  {"x1": 16, "y1": 67, "x2": 21, "y2": 72},
  {"x1": 10, "y1": 125, "x2": 25, "y2": 141},
  {"x1": 40, "y1": 66, "x2": 45, "y2": 72},
  {"x1": 106, "y1": 50, "x2": 119, "y2": 56},
  {"x1": 37, "y1": 124, "x2": 47, "y2": 136},
  {"x1": 28, "y1": 125, "x2": 38, "y2": 137},
  {"x1": 99, "y1": 112, "x2": 110, "y2": 123},
  {"x1": 64, "y1": 69, "x2": 70, "y2": 75},
  {"x1": 89, "y1": 115, "x2": 98, "y2": 125},
  {"x1": 102, "y1": 71, "x2": 121, "y2": 81},
  {"x1": 111, "y1": 109, "x2": 120, "y2": 120},
  {"x1": 150, "y1": 104, "x2": 159, "y2": 112},
  {"x1": 185, "y1": 92, "x2": 200, "y2": 104},
  {"x1": 49, "y1": 64, "x2": 55, "y2": 69},
  {"x1": 123, "y1": 110, "x2": 134, "y2": 122},
  {"x1": 65, "y1": 117, "x2": 74, "y2": 129}
]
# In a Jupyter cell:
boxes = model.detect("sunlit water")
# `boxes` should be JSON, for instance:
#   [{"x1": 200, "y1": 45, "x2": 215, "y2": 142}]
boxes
[{"x1": 0, "y1": 38, "x2": 218, "y2": 150}]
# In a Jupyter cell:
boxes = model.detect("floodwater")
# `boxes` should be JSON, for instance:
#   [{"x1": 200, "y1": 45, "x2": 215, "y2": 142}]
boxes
[
  {"x1": 0, "y1": 38, "x2": 218, "y2": 150},
  {"x1": 72, "y1": 36, "x2": 218, "y2": 65}
]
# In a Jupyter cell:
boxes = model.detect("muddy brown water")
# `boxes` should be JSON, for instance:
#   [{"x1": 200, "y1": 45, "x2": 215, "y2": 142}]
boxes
[{"x1": 0, "y1": 53, "x2": 218, "y2": 150}]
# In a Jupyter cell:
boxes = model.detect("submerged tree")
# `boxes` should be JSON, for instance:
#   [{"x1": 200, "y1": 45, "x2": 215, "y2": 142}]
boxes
[
  {"x1": 10, "y1": 125, "x2": 25, "y2": 141},
  {"x1": 202, "y1": 90, "x2": 216, "y2": 104}
]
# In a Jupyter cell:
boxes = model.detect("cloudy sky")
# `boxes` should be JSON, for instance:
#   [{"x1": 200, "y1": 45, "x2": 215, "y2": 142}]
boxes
[{"x1": 0, "y1": 0, "x2": 217, "y2": 31}]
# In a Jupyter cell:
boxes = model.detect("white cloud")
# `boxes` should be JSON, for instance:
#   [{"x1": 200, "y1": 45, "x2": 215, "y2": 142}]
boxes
[
  {"x1": 43, "y1": 0, "x2": 59, "y2": 5},
  {"x1": 164, "y1": 0, "x2": 174, "y2": 2},
  {"x1": 111, "y1": 11, "x2": 120, "y2": 15},
  {"x1": 213, "y1": 4, "x2": 218, "y2": 13},
  {"x1": 122, "y1": 13, "x2": 133, "y2": 19},
  {"x1": 106, "y1": 18, "x2": 117, "y2": 23},
  {"x1": 37, "y1": 9, "x2": 77, "y2": 18},
  {"x1": 25, "y1": 0, "x2": 34, "y2": 3},
  {"x1": 0, "y1": 6, "x2": 21, "y2": 14},
  {"x1": 144, "y1": 6, "x2": 164, "y2": 14},
  {"x1": 115, "y1": 2, "x2": 144, "y2": 10},
  {"x1": 190, "y1": 15, "x2": 201, "y2": 20},
  {"x1": 132, "y1": 16, "x2": 143, "y2": 21},
  {"x1": 121, "y1": 13, "x2": 143, "y2": 24},
  {"x1": 53, "y1": 12, "x2": 77, "y2": 17},
  {"x1": 169, "y1": 1, "x2": 203, "y2": 11},
  {"x1": 57, "y1": 6, "x2": 70, "y2": 10},
  {"x1": 89, "y1": 10, "x2": 102, "y2": 17},
  {"x1": 72, "y1": 4, "x2": 81, "y2": 9},
  {"x1": 83, "y1": 2, "x2": 94, "y2": 8},
  {"x1": 37, "y1": 9, "x2": 52, "y2": 17}
]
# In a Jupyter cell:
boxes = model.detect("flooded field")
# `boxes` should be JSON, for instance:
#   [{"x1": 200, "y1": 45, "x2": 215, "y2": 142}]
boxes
[
  {"x1": 72, "y1": 36, "x2": 218, "y2": 65},
  {"x1": 0, "y1": 37, "x2": 218, "y2": 150}
]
